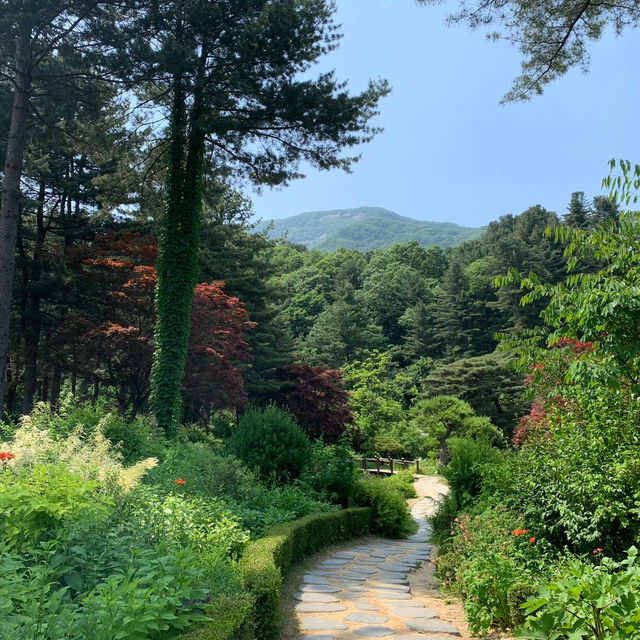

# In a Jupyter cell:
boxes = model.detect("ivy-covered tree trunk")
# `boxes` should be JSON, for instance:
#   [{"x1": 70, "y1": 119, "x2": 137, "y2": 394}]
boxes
[
  {"x1": 150, "y1": 55, "x2": 206, "y2": 434},
  {"x1": 0, "y1": 32, "x2": 31, "y2": 419}
]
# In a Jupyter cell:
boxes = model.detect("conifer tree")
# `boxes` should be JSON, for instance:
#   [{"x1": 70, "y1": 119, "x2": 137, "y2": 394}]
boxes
[{"x1": 121, "y1": 0, "x2": 389, "y2": 432}]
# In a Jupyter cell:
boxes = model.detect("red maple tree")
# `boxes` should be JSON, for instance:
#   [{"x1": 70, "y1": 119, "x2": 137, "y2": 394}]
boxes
[{"x1": 273, "y1": 362, "x2": 353, "y2": 442}]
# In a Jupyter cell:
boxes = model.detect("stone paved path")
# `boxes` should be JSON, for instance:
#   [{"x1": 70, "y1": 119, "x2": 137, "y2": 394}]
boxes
[{"x1": 293, "y1": 476, "x2": 461, "y2": 639}]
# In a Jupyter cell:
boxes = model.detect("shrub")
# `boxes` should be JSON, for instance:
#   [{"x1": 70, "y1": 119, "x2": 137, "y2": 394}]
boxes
[
  {"x1": 230, "y1": 484, "x2": 335, "y2": 538},
  {"x1": 2, "y1": 416, "x2": 157, "y2": 491},
  {"x1": 300, "y1": 440, "x2": 358, "y2": 506},
  {"x1": 228, "y1": 405, "x2": 311, "y2": 483},
  {"x1": 353, "y1": 476, "x2": 415, "y2": 538},
  {"x1": 145, "y1": 443, "x2": 258, "y2": 501},
  {"x1": 239, "y1": 508, "x2": 371, "y2": 640},
  {"x1": 441, "y1": 437, "x2": 505, "y2": 509},
  {"x1": 17, "y1": 399, "x2": 161, "y2": 463},
  {"x1": 429, "y1": 491, "x2": 460, "y2": 545},
  {"x1": 385, "y1": 469, "x2": 417, "y2": 499},
  {"x1": 435, "y1": 508, "x2": 558, "y2": 635},
  {"x1": 507, "y1": 582, "x2": 537, "y2": 627},
  {"x1": 503, "y1": 388, "x2": 640, "y2": 556}
]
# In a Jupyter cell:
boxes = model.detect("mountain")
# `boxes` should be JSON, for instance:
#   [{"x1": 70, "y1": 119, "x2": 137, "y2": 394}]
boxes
[{"x1": 255, "y1": 206, "x2": 485, "y2": 252}]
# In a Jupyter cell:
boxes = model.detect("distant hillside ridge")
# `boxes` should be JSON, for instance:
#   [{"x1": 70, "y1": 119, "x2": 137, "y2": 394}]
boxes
[{"x1": 255, "y1": 206, "x2": 485, "y2": 252}]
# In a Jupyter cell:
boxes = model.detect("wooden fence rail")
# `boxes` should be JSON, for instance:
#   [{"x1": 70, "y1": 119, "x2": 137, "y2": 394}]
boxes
[{"x1": 361, "y1": 456, "x2": 420, "y2": 475}]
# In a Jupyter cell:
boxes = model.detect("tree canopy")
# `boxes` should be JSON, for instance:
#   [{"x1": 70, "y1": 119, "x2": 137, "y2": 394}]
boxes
[{"x1": 417, "y1": 0, "x2": 640, "y2": 101}]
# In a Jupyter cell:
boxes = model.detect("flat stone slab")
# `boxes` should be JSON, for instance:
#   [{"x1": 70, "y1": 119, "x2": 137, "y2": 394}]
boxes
[
  {"x1": 305, "y1": 636, "x2": 336, "y2": 640},
  {"x1": 372, "y1": 584, "x2": 410, "y2": 592},
  {"x1": 301, "y1": 584, "x2": 342, "y2": 593},
  {"x1": 405, "y1": 620, "x2": 461, "y2": 636},
  {"x1": 351, "y1": 567, "x2": 379, "y2": 574},
  {"x1": 304, "y1": 575, "x2": 330, "y2": 584},
  {"x1": 342, "y1": 592, "x2": 366, "y2": 600},
  {"x1": 380, "y1": 564, "x2": 412, "y2": 573},
  {"x1": 336, "y1": 580, "x2": 367, "y2": 588},
  {"x1": 294, "y1": 592, "x2": 340, "y2": 603},
  {"x1": 295, "y1": 603, "x2": 347, "y2": 613},
  {"x1": 375, "y1": 592, "x2": 413, "y2": 600},
  {"x1": 340, "y1": 573, "x2": 368, "y2": 581},
  {"x1": 301, "y1": 617, "x2": 348, "y2": 631},
  {"x1": 354, "y1": 626, "x2": 396, "y2": 637},
  {"x1": 389, "y1": 607, "x2": 439, "y2": 619},
  {"x1": 379, "y1": 572, "x2": 408, "y2": 580},
  {"x1": 374, "y1": 577, "x2": 409, "y2": 585},
  {"x1": 346, "y1": 612, "x2": 390, "y2": 624},
  {"x1": 320, "y1": 559, "x2": 350, "y2": 566},
  {"x1": 332, "y1": 552, "x2": 356, "y2": 559},
  {"x1": 357, "y1": 603, "x2": 381, "y2": 611},
  {"x1": 385, "y1": 600, "x2": 425, "y2": 607}
]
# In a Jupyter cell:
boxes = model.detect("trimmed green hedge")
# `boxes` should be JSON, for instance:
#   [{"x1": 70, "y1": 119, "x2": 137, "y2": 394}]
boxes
[
  {"x1": 187, "y1": 507, "x2": 371, "y2": 640},
  {"x1": 242, "y1": 507, "x2": 371, "y2": 640}
]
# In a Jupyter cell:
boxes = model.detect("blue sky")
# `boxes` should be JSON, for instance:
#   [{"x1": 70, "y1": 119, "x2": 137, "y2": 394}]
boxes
[{"x1": 249, "y1": 0, "x2": 640, "y2": 228}]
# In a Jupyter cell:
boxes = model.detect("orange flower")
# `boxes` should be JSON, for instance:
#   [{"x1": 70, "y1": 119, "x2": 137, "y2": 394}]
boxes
[
  {"x1": 593, "y1": 547, "x2": 604, "y2": 555},
  {"x1": 512, "y1": 528, "x2": 530, "y2": 537},
  {"x1": 529, "y1": 537, "x2": 536, "y2": 543},
  {"x1": 176, "y1": 478, "x2": 186, "y2": 485}
]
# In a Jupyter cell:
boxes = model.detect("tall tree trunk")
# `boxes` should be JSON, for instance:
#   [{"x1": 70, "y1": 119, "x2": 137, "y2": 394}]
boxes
[
  {"x1": 22, "y1": 181, "x2": 46, "y2": 415},
  {"x1": 151, "y1": 45, "x2": 207, "y2": 435},
  {"x1": 40, "y1": 375, "x2": 49, "y2": 403},
  {"x1": 50, "y1": 365, "x2": 62, "y2": 410},
  {"x1": 0, "y1": 32, "x2": 31, "y2": 419}
]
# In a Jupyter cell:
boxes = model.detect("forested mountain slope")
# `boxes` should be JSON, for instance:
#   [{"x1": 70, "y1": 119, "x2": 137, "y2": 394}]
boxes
[{"x1": 256, "y1": 207, "x2": 485, "y2": 251}]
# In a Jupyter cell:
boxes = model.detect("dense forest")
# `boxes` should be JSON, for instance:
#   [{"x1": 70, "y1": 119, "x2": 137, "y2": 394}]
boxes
[{"x1": 2, "y1": 1, "x2": 640, "y2": 639}]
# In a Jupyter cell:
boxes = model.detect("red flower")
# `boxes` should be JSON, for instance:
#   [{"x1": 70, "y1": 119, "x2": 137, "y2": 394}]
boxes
[
  {"x1": 593, "y1": 547, "x2": 604, "y2": 555},
  {"x1": 529, "y1": 537, "x2": 536, "y2": 543},
  {"x1": 0, "y1": 451, "x2": 16, "y2": 465},
  {"x1": 511, "y1": 528, "x2": 530, "y2": 537},
  {"x1": 175, "y1": 478, "x2": 186, "y2": 485}
]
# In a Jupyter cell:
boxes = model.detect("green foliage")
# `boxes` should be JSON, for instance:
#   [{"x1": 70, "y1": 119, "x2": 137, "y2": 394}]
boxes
[
  {"x1": 343, "y1": 351, "x2": 407, "y2": 445},
  {"x1": 228, "y1": 405, "x2": 311, "y2": 484},
  {"x1": 436, "y1": 508, "x2": 558, "y2": 635},
  {"x1": 121, "y1": 487, "x2": 249, "y2": 557},
  {"x1": 384, "y1": 470, "x2": 417, "y2": 499},
  {"x1": 0, "y1": 464, "x2": 104, "y2": 552},
  {"x1": 0, "y1": 543, "x2": 210, "y2": 640},
  {"x1": 422, "y1": 352, "x2": 525, "y2": 436},
  {"x1": 508, "y1": 583, "x2": 537, "y2": 628},
  {"x1": 353, "y1": 476, "x2": 416, "y2": 538},
  {"x1": 239, "y1": 508, "x2": 371, "y2": 640},
  {"x1": 502, "y1": 388, "x2": 640, "y2": 555},
  {"x1": 442, "y1": 437, "x2": 506, "y2": 509},
  {"x1": 409, "y1": 395, "x2": 503, "y2": 464},
  {"x1": 301, "y1": 440, "x2": 358, "y2": 506},
  {"x1": 519, "y1": 548, "x2": 640, "y2": 640},
  {"x1": 145, "y1": 441, "x2": 331, "y2": 538},
  {"x1": 499, "y1": 211, "x2": 640, "y2": 393},
  {"x1": 145, "y1": 443, "x2": 256, "y2": 502}
]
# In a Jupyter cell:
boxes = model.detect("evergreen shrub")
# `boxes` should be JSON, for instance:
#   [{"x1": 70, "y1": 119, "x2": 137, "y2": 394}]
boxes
[
  {"x1": 238, "y1": 507, "x2": 371, "y2": 640},
  {"x1": 353, "y1": 476, "x2": 415, "y2": 537},
  {"x1": 228, "y1": 405, "x2": 311, "y2": 483}
]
